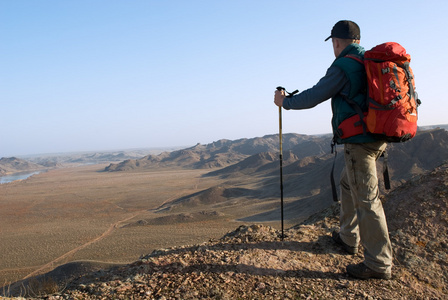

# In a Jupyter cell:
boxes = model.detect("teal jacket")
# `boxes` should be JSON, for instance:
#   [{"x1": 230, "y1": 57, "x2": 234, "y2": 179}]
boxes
[
  {"x1": 331, "y1": 44, "x2": 376, "y2": 144},
  {"x1": 282, "y1": 43, "x2": 376, "y2": 144}
]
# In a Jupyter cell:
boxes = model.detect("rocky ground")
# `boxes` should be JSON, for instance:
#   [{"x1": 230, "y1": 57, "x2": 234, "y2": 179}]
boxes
[{"x1": 2, "y1": 163, "x2": 447, "y2": 299}]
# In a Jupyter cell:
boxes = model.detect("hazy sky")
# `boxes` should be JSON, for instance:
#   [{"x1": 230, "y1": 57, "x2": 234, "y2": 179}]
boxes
[{"x1": 1, "y1": 0, "x2": 446, "y2": 157}]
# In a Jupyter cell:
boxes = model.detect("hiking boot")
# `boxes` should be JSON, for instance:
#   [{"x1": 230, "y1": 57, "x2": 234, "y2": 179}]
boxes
[
  {"x1": 332, "y1": 231, "x2": 358, "y2": 254},
  {"x1": 346, "y1": 262, "x2": 392, "y2": 280}
]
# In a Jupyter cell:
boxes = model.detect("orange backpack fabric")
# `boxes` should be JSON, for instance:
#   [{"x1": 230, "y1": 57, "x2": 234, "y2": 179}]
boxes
[{"x1": 338, "y1": 42, "x2": 421, "y2": 142}]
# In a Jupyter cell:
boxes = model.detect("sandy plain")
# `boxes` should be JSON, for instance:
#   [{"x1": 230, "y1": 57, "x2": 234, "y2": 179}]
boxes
[{"x1": 0, "y1": 164, "x2": 289, "y2": 284}]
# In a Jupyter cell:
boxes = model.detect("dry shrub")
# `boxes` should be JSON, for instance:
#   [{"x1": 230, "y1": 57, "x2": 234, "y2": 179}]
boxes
[{"x1": 26, "y1": 276, "x2": 63, "y2": 297}]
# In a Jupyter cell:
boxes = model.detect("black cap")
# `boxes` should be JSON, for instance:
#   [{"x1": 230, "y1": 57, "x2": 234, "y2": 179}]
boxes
[{"x1": 325, "y1": 20, "x2": 360, "y2": 42}]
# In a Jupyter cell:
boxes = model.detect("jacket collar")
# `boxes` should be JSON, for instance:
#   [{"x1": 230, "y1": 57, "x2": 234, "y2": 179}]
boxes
[{"x1": 338, "y1": 43, "x2": 365, "y2": 59}]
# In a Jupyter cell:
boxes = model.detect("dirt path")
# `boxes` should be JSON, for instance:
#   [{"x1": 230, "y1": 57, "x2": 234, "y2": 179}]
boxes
[
  {"x1": 22, "y1": 211, "x2": 142, "y2": 280},
  {"x1": 21, "y1": 188, "x2": 198, "y2": 280}
]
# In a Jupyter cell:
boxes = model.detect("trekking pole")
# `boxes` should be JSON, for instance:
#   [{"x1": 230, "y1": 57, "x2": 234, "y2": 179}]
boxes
[
  {"x1": 278, "y1": 96, "x2": 285, "y2": 241},
  {"x1": 276, "y1": 86, "x2": 298, "y2": 241}
]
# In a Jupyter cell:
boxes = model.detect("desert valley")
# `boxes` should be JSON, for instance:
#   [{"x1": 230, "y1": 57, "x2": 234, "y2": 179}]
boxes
[{"x1": 1, "y1": 127, "x2": 447, "y2": 298}]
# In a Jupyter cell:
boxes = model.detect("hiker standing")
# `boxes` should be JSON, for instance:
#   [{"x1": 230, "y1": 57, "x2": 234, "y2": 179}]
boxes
[{"x1": 274, "y1": 20, "x2": 392, "y2": 280}]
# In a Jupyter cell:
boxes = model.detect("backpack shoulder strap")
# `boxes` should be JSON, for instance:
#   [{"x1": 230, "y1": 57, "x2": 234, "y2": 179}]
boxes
[{"x1": 345, "y1": 54, "x2": 364, "y2": 65}]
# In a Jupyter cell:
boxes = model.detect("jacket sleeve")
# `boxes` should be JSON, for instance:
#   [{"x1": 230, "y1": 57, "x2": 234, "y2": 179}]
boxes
[{"x1": 282, "y1": 66, "x2": 348, "y2": 110}]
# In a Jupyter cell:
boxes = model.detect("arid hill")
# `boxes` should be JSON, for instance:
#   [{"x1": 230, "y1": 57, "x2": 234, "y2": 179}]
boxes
[
  {"x1": 145, "y1": 129, "x2": 448, "y2": 224},
  {"x1": 0, "y1": 157, "x2": 45, "y2": 175},
  {"x1": 104, "y1": 129, "x2": 448, "y2": 186},
  {"x1": 14, "y1": 148, "x2": 176, "y2": 167},
  {"x1": 104, "y1": 133, "x2": 331, "y2": 171},
  {"x1": 6, "y1": 162, "x2": 447, "y2": 299},
  {"x1": 218, "y1": 128, "x2": 448, "y2": 185}
]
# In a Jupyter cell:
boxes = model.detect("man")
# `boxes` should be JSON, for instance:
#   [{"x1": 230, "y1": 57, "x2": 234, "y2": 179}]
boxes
[{"x1": 274, "y1": 20, "x2": 392, "y2": 280}]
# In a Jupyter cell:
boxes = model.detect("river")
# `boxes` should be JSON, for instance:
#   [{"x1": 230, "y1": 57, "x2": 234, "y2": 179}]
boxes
[{"x1": 0, "y1": 171, "x2": 42, "y2": 184}]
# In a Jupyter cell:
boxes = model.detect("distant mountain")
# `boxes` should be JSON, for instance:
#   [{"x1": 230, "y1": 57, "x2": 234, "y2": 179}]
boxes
[
  {"x1": 419, "y1": 124, "x2": 448, "y2": 131},
  {"x1": 104, "y1": 133, "x2": 331, "y2": 172},
  {"x1": 24, "y1": 149, "x2": 164, "y2": 166},
  {"x1": 212, "y1": 128, "x2": 448, "y2": 181},
  {"x1": 386, "y1": 128, "x2": 448, "y2": 180},
  {"x1": 144, "y1": 128, "x2": 448, "y2": 222},
  {"x1": 105, "y1": 128, "x2": 448, "y2": 187},
  {"x1": 0, "y1": 157, "x2": 46, "y2": 175},
  {"x1": 103, "y1": 125, "x2": 447, "y2": 174}
]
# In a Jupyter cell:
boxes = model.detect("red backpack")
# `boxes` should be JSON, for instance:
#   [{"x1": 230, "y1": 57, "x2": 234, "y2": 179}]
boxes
[{"x1": 339, "y1": 42, "x2": 421, "y2": 142}]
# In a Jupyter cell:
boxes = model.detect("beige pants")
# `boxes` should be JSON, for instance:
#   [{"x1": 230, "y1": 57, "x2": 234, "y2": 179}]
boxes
[{"x1": 339, "y1": 141, "x2": 392, "y2": 273}]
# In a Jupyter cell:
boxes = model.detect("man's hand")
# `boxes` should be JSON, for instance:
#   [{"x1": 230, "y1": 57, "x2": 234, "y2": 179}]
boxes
[{"x1": 274, "y1": 89, "x2": 286, "y2": 107}]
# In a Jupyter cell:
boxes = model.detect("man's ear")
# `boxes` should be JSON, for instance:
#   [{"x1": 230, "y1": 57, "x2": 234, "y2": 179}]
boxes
[
  {"x1": 333, "y1": 38, "x2": 340, "y2": 48},
  {"x1": 332, "y1": 38, "x2": 341, "y2": 57}
]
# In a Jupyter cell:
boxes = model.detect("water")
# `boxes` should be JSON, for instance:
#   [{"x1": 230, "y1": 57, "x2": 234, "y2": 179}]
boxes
[{"x1": 0, "y1": 171, "x2": 42, "y2": 184}]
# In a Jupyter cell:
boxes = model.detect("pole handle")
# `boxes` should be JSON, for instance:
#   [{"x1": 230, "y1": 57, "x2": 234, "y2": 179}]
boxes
[{"x1": 276, "y1": 86, "x2": 299, "y2": 98}]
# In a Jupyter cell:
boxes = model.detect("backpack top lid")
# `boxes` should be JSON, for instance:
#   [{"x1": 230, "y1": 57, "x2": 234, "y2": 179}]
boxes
[{"x1": 364, "y1": 42, "x2": 411, "y2": 63}]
